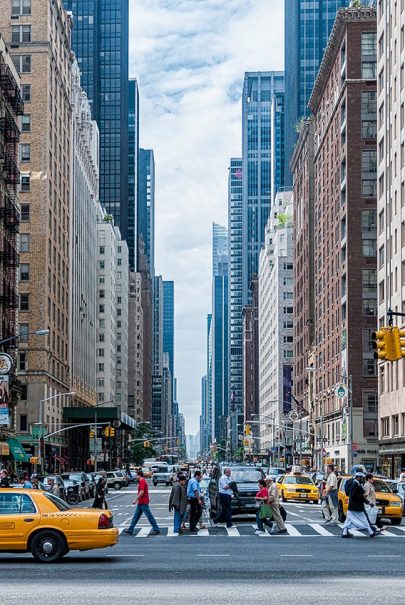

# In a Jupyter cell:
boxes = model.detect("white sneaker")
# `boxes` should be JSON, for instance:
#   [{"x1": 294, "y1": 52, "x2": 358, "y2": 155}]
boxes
[{"x1": 254, "y1": 529, "x2": 266, "y2": 535}]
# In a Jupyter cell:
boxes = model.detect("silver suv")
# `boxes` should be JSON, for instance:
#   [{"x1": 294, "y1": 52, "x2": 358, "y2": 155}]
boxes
[
  {"x1": 102, "y1": 471, "x2": 127, "y2": 490},
  {"x1": 152, "y1": 466, "x2": 175, "y2": 486}
]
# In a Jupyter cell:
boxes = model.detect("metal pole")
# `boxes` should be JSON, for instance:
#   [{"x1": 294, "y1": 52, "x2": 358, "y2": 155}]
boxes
[
  {"x1": 38, "y1": 399, "x2": 43, "y2": 474},
  {"x1": 348, "y1": 374, "x2": 353, "y2": 473},
  {"x1": 319, "y1": 415, "x2": 324, "y2": 471},
  {"x1": 299, "y1": 417, "x2": 302, "y2": 465},
  {"x1": 94, "y1": 408, "x2": 97, "y2": 473}
]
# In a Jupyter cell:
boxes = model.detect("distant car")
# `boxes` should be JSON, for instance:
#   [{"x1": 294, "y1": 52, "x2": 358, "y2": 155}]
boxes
[
  {"x1": 40, "y1": 475, "x2": 67, "y2": 500},
  {"x1": 153, "y1": 466, "x2": 175, "y2": 486},
  {"x1": 386, "y1": 481, "x2": 405, "y2": 515},
  {"x1": 61, "y1": 472, "x2": 90, "y2": 500},
  {"x1": 96, "y1": 471, "x2": 127, "y2": 491},
  {"x1": 141, "y1": 467, "x2": 153, "y2": 479},
  {"x1": 276, "y1": 474, "x2": 319, "y2": 504},
  {"x1": 63, "y1": 479, "x2": 82, "y2": 504},
  {"x1": 266, "y1": 467, "x2": 286, "y2": 481},
  {"x1": 86, "y1": 473, "x2": 97, "y2": 498}
]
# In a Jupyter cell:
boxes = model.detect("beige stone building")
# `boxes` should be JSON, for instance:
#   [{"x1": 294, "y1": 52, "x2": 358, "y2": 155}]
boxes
[{"x1": 0, "y1": 0, "x2": 74, "y2": 468}]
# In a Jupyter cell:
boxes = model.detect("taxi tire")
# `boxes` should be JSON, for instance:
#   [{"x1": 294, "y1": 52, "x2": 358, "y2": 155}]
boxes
[
  {"x1": 338, "y1": 501, "x2": 346, "y2": 523},
  {"x1": 390, "y1": 518, "x2": 402, "y2": 525},
  {"x1": 30, "y1": 530, "x2": 67, "y2": 563},
  {"x1": 67, "y1": 493, "x2": 79, "y2": 505}
]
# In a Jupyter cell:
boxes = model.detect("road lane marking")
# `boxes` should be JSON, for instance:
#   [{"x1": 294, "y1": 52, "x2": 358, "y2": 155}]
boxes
[
  {"x1": 309, "y1": 523, "x2": 335, "y2": 536},
  {"x1": 196, "y1": 528, "x2": 209, "y2": 536},
  {"x1": 226, "y1": 526, "x2": 240, "y2": 537},
  {"x1": 379, "y1": 530, "x2": 400, "y2": 537},
  {"x1": 285, "y1": 524, "x2": 302, "y2": 536},
  {"x1": 197, "y1": 554, "x2": 230, "y2": 557},
  {"x1": 368, "y1": 555, "x2": 401, "y2": 558},
  {"x1": 283, "y1": 510, "x2": 314, "y2": 522},
  {"x1": 280, "y1": 554, "x2": 313, "y2": 557},
  {"x1": 166, "y1": 527, "x2": 177, "y2": 537}
]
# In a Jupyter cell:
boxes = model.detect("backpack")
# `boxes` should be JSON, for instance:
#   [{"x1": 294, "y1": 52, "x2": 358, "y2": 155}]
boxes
[{"x1": 344, "y1": 478, "x2": 353, "y2": 497}]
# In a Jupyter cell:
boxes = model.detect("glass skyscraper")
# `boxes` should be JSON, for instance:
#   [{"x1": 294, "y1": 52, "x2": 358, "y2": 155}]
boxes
[
  {"x1": 128, "y1": 79, "x2": 139, "y2": 270},
  {"x1": 283, "y1": 0, "x2": 350, "y2": 185},
  {"x1": 64, "y1": 0, "x2": 130, "y2": 260},
  {"x1": 242, "y1": 71, "x2": 284, "y2": 306},
  {"x1": 163, "y1": 280, "x2": 174, "y2": 380},
  {"x1": 228, "y1": 158, "x2": 243, "y2": 419},
  {"x1": 138, "y1": 149, "x2": 155, "y2": 276}
]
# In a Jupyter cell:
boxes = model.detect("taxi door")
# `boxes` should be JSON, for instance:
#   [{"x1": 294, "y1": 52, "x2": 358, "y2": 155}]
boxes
[{"x1": 0, "y1": 492, "x2": 41, "y2": 549}]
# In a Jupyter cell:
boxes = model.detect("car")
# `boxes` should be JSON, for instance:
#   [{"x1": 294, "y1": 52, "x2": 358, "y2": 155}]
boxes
[
  {"x1": 337, "y1": 476, "x2": 403, "y2": 525},
  {"x1": 153, "y1": 466, "x2": 175, "y2": 486},
  {"x1": 141, "y1": 467, "x2": 153, "y2": 479},
  {"x1": 276, "y1": 474, "x2": 319, "y2": 504},
  {"x1": 61, "y1": 472, "x2": 90, "y2": 500},
  {"x1": 38, "y1": 475, "x2": 66, "y2": 500},
  {"x1": 96, "y1": 471, "x2": 127, "y2": 491},
  {"x1": 0, "y1": 488, "x2": 118, "y2": 562},
  {"x1": 62, "y1": 479, "x2": 82, "y2": 504},
  {"x1": 389, "y1": 482, "x2": 405, "y2": 514},
  {"x1": 86, "y1": 473, "x2": 97, "y2": 498},
  {"x1": 266, "y1": 467, "x2": 286, "y2": 481},
  {"x1": 209, "y1": 465, "x2": 265, "y2": 517}
]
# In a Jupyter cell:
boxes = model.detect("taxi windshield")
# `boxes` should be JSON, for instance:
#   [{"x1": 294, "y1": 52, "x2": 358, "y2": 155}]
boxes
[
  {"x1": 373, "y1": 480, "x2": 393, "y2": 494},
  {"x1": 44, "y1": 492, "x2": 70, "y2": 511},
  {"x1": 228, "y1": 469, "x2": 263, "y2": 483},
  {"x1": 283, "y1": 476, "x2": 314, "y2": 485}
]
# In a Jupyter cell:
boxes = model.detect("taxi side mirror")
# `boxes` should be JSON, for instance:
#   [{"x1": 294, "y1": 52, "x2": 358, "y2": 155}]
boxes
[{"x1": 392, "y1": 488, "x2": 398, "y2": 494}]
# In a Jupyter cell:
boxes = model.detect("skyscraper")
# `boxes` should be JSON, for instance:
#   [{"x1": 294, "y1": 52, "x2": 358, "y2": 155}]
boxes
[
  {"x1": 284, "y1": 0, "x2": 350, "y2": 185},
  {"x1": 212, "y1": 223, "x2": 228, "y2": 276},
  {"x1": 163, "y1": 281, "x2": 174, "y2": 379},
  {"x1": 64, "y1": 0, "x2": 130, "y2": 255},
  {"x1": 128, "y1": 79, "x2": 139, "y2": 270},
  {"x1": 138, "y1": 149, "x2": 155, "y2": 276},
  {"x1": 242, "y1": 72, "x2": 285, "y2": 306},
  {"x1": 228, "y1": 159, "x2": 243, "y2": 429}
]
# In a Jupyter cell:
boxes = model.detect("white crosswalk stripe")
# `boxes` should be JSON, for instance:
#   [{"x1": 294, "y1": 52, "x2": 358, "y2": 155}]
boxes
[{"x1": 309, "y1": 523, "x2": 336, "y2": 536}]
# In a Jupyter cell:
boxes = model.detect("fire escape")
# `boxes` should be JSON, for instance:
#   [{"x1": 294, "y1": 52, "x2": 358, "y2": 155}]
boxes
[{"x1": 0, "y1": 59, "x2": 24, "y2": 341}]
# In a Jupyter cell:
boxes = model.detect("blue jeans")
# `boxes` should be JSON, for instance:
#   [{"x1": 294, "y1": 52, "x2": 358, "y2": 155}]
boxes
[
  {"x1": 128, "y1": 504, "x2": 160, "y2": 532},
  {"x1": 174, "y1": 509, "x2": 187, "y2": 533},
  {"x1": 256, "y1": 510, "x2": 273, "y2": 532}
]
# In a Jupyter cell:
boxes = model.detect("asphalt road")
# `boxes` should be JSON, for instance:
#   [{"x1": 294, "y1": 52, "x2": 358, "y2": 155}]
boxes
[{"x1": 1, "y1": 482, "x2": 404, "y2": 604}]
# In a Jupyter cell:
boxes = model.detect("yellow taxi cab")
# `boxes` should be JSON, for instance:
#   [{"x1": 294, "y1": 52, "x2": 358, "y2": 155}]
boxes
[
  {"x1": 276, "y1": 473, "x2": 319, "y2": 504},
  {"x1": 0, "y1": 488, "x2": 118, "y2": 562},
  {"x1": 337, "y1": 476, "x2": 403, "y2": 525},
  {"x1": 141, "y1": 467, "x2": 153, "y2": 479}
]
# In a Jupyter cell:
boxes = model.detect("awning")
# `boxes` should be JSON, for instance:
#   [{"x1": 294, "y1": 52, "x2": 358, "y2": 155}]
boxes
[
  {"x1": 7, "y1": 437, "x2": 29, "y2": 462},
  {"x1": 53, "y1": 455, "x2": 65, "y2": 464},
  {"x1": 0, "y1": 441, "x2": 10, "y2": 456}
]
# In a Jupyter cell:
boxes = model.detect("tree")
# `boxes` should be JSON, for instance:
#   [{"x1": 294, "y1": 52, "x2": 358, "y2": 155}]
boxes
[{"x1": 130, "y1": 422, "x2": 159, "y2": 466}]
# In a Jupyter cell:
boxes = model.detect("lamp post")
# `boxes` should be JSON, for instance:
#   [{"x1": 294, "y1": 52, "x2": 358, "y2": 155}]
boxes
[
  {"x1": 0, "y1": 328, "x2": 49, "y2": 347},
  {"x1": 306, "y1": 366, "x2": 353, "y2": 472},
  {"x1": 37, "y1": 391, "x2": 75, "y2": 474}
]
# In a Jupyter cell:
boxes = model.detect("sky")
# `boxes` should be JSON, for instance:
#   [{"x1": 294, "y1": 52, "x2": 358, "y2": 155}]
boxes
[{"x1": 129, "y1": 0, "x2": 284, "y2": 435}]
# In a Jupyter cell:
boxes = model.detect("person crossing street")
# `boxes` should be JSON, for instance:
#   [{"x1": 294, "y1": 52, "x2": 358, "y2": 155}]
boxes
[
  {"x1": 323, "y1": 464, "x2": 339, "y2": 526},
  {"x1": 213, "y1": 467, "x2": 234, "y2": 528},
  {"x1": 266, "y1": 476, "x2": 287, "y2": 534},
  {"x1": 187, "y1": 470, "x2": 203, "y2": 533},
  {"x1": 342, "y1": 472, "x2": 378, "y2": 538},
  {"x1": 169, "y1": 475, "x2": 188, "y2": 534},
  {"x1": 124, "y1": 470, "x2": 160, "y2": 535}
]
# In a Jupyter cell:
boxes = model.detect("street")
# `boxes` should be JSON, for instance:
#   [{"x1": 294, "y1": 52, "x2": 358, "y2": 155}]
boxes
[{"x1": 0, "y1": 481, "x2": 405, "y2": 604}]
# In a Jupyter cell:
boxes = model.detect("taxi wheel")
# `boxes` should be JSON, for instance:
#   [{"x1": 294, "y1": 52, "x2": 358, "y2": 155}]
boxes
[
  {"x1": 391, "y1": 518, "x2": 402, "y2": 525},
  {"x1": 30, "y1": 530, "x2": 67, "y2": 563},
  {"x1": 114, "y1": 482, "x2": 122, "y2": 490}
]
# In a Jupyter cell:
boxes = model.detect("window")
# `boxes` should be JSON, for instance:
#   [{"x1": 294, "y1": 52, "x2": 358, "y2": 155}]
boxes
[
  {"x1": 12, "y1": 54, "x2": 31, "y2": 74},
  {"x1": 363, "y1": 239, "x2": 376, "y2": 256},
  {"x1": 283, "y1": 336, "x2": 293, "y2": 343},
  {"x1": 19, "y1": 293, "x2": 29, "y2": 311},
  {"x1": 363, "y1": 391, "x2": 378, "y2": 413},
  {"x1": 98, "y1": 363, "x2": 104, "y2": 372},
  {"x1": 283, "y1": 320, "x2": 293, "y2": 329},
  {"x1": 20, "y1": 143, "x2": 30, "y2": 162},
  {"x1": 98, "y1": 304, "x2": 104, "y2": 313},
  {"x1": 99, "y1": 261, "x2": 105, "y2": 269},
  {"x1": 0, "y1": 493, "x2": 36, "y2": 514},
  {"x1": 361, "y1": 32, "x2": 377, "y2": 79},
  {"x1": 21, "y1": 174, "x2": 30, "y2": 191},
  {"x1": 393, "y1": 415, "x2": 400, "y2": 435},
  {"x1": 19, "y1": 414, "x2": 28, "y2": 432},
  {"x1": 283, "y1": 307, "x2": 293, "y2": 314},
  {"x1": 19, "y1": 323, "x2": 29, "y2": 342},
  {"x1": 99, "y1": 246, "x2": 105, "y2": 255},
  {"x1": 21, "y1": 114, "x2": 31, "y2": 132},
  {"x1": 97, "y1": 348, "x2": 104, "y2": 357},
  {"x1": 283, "y1": 292, "x2": 293, "y2": 300},
  {"x1": 381, "y1": 417, "x2": 390, "y2": 437},
  {"x1": 11, "y1": 25, "x2": 31, "y2": 43},
  {"x1": 11, "y1": 0, "x2": 31, "y2": 16},
  {"x1": 18, "y1": 352, "x2": 26, "y2": 371},
  {"x1": 20, "y1": 204, "x2": 30, "y2": 221},
  {"x1": 20, "y1": 263, "x2": 29, "y2": 280},
  {"x1": 362, "y1": 150, "x2": 377, "y2": 197},
  {"x1": 21, "y1": 84, "x2": 31, "y2": 102},
  {"x1": 20, "y1": 233, "x2": 30, "y2": 252}
]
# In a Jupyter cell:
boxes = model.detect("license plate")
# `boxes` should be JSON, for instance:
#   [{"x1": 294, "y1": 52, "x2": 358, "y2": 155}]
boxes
[
  {"x1": 300, "y1": 494, "x2": 308, "y2": 498},
  {"x1": 246, "y1": 503, "x2": 256, "y2": 508}
]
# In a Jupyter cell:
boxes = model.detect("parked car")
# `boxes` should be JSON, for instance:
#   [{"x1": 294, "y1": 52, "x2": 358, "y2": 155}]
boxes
[
  {"x1": 39, "y1": 475, "x2": 67, "y2": 500},
  {"x1": 152, "y1": 466, "x2": 175, "y2": 486},
  {"x1": 0, "y1": 489, "x2": 118, "y2": 562},
  {"x1": 62, "y1": 479, "x2": 82, "y2": 504},
  {"x1": 86, "y1": 473, "x2": 97, "y2": 498},
  {"x1": 61, "y1": 473, "x2": 89, "y2": 500},
  {"x1": 208, "y1": 464, "x2": 265, "y2": 517},
  {"x1": 95, "y1": 471, "x2": 127, "y2": 491}
]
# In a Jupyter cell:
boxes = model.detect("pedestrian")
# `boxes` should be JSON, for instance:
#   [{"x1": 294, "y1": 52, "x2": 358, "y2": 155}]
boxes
[
  {"x1": 48, "y1": 478, "x2": 60, "y2": 497},
  {"x1": 266, "y1": 476, "x2": 287, "y2": 534},
  {"x1": 0, "y1": 469, "x2": 10, "y2": 487},
  {"x1": 342, "y1": 472, "x2": 377, "y2": 538},
  {"x1": 21, "y1": 473, "x2": 33, "y2": 488},
  {"x1": 213, "y1": 467, "x2": 234, "y2": 528},
  {"x1": 322, "y1": 464, "x2": 339, "y2": 526},
  {"x1": 124, "y1": 470, "x2": 160, "y2": 535},
  {"x1": 364, "y1": 473, "x2": 386, "y2": 531},
  {"x1": 169, "y1": 475, "x2": 188, "y2": 534},
  {"x1": 92, "y1": 477, "x2": 107, "y2": 509},
  {"x1": 30, "y1": 475, "x2": 39, "y2": 489},
  {"x1": 399, "y1": 468, "x2": 405, "y2": 481},
  {"x1": 187, "y1": 470, "x2": 203, "y2": 533},
  {"x1": 254, "y1": 478, "x2": 273, "y2": 535}
]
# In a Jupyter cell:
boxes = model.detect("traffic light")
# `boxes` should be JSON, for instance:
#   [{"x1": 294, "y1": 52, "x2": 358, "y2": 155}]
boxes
[
  {"x1": 143, "y1": 440, "x2": 150, "y2": 448},
  {"x1": 372, "y1": 327, "x2": 400, "y2": 361},
  {"x1": 89, "y1": 429, "x2": 95, "y2": 439},
  {"x1": 109, "y1": 427, "x2": 115, "y2": 438},
  {"x1": 398, "y1": 328, "x2": 405, "y2": 358},
  {"x1": 245, "y1": 423, "x2": 251, "y2": 435},
  {"x1": 104, "y1": 427, "x2": 110, "y2": 437}
]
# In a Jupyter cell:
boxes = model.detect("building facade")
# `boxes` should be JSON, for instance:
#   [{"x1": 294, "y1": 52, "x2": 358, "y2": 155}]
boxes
[
  {"x1": 69, "y1": 61, "x2": 99, "y2": 410},
  {"x1": 284, "y1": 0, "x2": 350, "y2": 185},
  {"x1": 152, "y1": 275, "x2": 163, "y2": 432},
  {"x1": 228, "y1": 158, "x2": 243, "y2": 440},
  {"x1": 308, "y1": 6, "x2": 378, "y2": 471},
  {"x1": 0, "y1": 0, "x2": 74, "y2": 468},
  {"x1": 163, "y1": 280, "x2": 174, "y2": 380},
  {"x1": 64, "y1": 0, "x2": 130, "y2": 260},
  {"x1": 242, "y1": 275, "x2": 259, "y2": 447},
  {"x1": 212, "y1": 240, "x2": 228, "y2": 442},
  {"x1": 127, "y1": 78, "x2": 139, "y2": 270},
  {"x1": 127, "y1": 271, "x2": 143, "y2": 421},
  {"x1": 258, "y1": 190, "x2": 294, "y2": 458},
  {"x1": 114, "y1": 233, "x2": 129, "y2": 409},
  {"x1": 138, "y1": 149, "x2": 155, "y2": 276},
  {"x1": 377, "y1": 0, "x2": 405, "y2": 475}
]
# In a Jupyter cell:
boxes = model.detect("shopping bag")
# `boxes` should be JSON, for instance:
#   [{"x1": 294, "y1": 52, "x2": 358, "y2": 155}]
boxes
[
  {"x1": 365, "y1": 504, "x2": 377, "y2": 525},
  {"x1": 259, "y1": 504, "x2": 273, "y2": 519}
]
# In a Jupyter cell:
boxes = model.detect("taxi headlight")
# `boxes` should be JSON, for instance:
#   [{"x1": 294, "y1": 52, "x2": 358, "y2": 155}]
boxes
[
  {"x1": 391, "y1": 501, "x2": 402, "y2": 507},
  {"x1": 285, "y1": 487, "x2": 296, "y2": 492}
]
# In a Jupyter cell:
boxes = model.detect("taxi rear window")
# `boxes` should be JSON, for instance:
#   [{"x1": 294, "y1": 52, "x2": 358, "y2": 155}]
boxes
[{"x1": 44, "y1": 492, "x2": 70, "y2": 511}]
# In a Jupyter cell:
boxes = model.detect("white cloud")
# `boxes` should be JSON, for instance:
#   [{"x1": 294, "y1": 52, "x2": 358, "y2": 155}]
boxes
[{"x1": 129, "y1": 0, "x2": 284, "y2": 434}]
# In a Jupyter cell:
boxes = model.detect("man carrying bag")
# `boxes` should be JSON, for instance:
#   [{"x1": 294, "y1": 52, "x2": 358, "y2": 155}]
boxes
[{"x1": 254, "y1": 479, "x2": 273, "y2": 535}]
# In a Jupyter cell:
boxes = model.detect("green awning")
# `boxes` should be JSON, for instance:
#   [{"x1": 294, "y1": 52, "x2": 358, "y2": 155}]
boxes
[{"x1": 7, "y1": 437, "x2": 29, "y2": 462}]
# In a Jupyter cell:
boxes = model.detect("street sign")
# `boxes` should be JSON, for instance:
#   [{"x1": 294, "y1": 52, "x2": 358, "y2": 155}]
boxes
[
  {"x1": 352, "y1": 441, "x2": 358, "y2": 453},
  {"x1": 335, "y1": 384, "x2": 348, "y2": 399},
  {"x1": 238, "y1": 434, "x2": 243, "y2": 441}
]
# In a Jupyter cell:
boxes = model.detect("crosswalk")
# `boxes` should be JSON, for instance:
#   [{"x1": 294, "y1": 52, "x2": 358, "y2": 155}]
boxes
[{"x1": 117, "y1": 523, "x2": 405, "y2": 538}]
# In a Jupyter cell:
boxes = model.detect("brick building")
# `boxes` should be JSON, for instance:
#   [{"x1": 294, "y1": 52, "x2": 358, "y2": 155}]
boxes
[
  {"x1": 242, "y1": 275, "x2": 259, "y2": 453},
  {"x1": 306, "y1": 6, "x2": 378, "y2": 471},
  {"x1": 0, "y1": 0, "x2": 74, "y2": 469}
]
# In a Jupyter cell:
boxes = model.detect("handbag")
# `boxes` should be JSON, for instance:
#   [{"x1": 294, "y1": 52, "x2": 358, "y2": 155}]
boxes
[
  {"x1": 259, "y1": 503, "x2": 273, "y2": 519},
  {"x1": 365, "y1": 504, "x2": 378, "y2": 525}
]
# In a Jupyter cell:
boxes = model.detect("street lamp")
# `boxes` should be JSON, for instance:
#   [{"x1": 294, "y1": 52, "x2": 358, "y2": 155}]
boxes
[
  {"x1": 306, "y1": 366, "x2": 353, "y2": 471},
  {"x1": 36, "y1": 391, "x2": 75, "y2": 474},
  {"x1": 0, "y1": 328, "x2": 49, "y2": 347}
]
